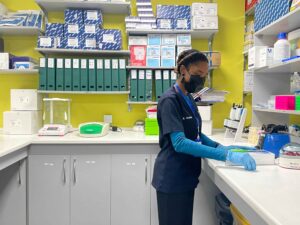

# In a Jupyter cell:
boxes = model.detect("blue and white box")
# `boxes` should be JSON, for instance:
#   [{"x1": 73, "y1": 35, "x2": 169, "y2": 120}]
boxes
[
  {"x1": 147, "y1": 56, "x2": 160, "y2": 67},
  {"x1": 177, "y1": 46, "x2": 192, "y2": 57},
  {"x1": 83, "y1": 24, "x2": 99, "y2": 38},
  {"x1": 174, "y1": 5, "x2": 191, "y2": 19},
  {"x1": 161, "y1": 45, "x2": 176, "y2": 58},
  {"x1": 45, "y1": 23, "x2": 64, "y2": 37},
  {"x1": 162, "y1": 34, "x2": 177, "y2": 45},
  {"x1": 37, "y1": 36, "x2": 56, "y2": 48},
  {"x1": 64, "y1": 23, "x2": 84, "y2": 37},
  {"x1": 157, "y1": 19, "x2": 174, "y2": 29},
  {"x1": 84, "y1": 9, "x2": 103, "y2": 25},
  {"x1": 157, "y1": 5, "x2": 175, "y2": 19},
  {"x1": 161, "y1": 58, "x2": 175, "y2": 67},
  {"x1": 97, "y1": 29, "x2": 122, "y2": 50},
  {"x1": 254, "y1": 0, "x2": 290, "y2": 32},
  {"x1": 147, "y1": 45, "x2": 161, "y2": 57},
  {"x1": 57, "y1": 37, "x2": 67, "y2": 49},
  {"x1": 64, "y1": 8, "x2": 84, "y2": 24},
  {"x1": 148, "y1": 34, "x2": 162, "y2": 45},
  {"x1": 177, "y1": 34, "x2": 192, "y2": 46},
  {"x1": 65, "y1": 37, "x2": 83, "y2": 49},
  {"x1": 83, "y1": 37, "x2": 97, "y2": 50},
  {"x1": 175, "y1": 18, "x2": 191, "y2": 30}
]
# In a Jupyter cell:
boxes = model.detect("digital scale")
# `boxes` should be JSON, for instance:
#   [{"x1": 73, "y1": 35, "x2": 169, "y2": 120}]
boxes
[{"x1": 38, "y1": 98, "x2": 72, "y2": 136}]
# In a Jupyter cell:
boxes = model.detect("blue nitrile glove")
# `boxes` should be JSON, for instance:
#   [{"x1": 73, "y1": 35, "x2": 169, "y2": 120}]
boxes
[
  {"x1": 219, "y1": 145, "x2": 256, "y2": 151},
  {"x1": 226, "y1": 151, "x2": 256, "y2": 171}
]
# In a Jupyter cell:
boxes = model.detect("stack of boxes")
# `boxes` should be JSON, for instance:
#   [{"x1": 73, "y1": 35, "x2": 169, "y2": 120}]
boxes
[
  {"x1": 38, "y1": 8, "x2": 122, "y2": 50},
  {"x1": 0, "y1": 53, "x2": 37, "y2": 70},
  {"x1": 3, "y1": 89, "x2": 42, "y2": 135},
  {"x1": 244, "y1": 20, "x2": 254, "y2": 53},
  {"x1": 39, "y1": 57, "x2": 127, "y2": 92},
  {"x1": 129, "y1": 34, "x2": 192, "y2": 67},
  {"x1": 191, "y1": 3, "x2": 218, "y2": 30}
]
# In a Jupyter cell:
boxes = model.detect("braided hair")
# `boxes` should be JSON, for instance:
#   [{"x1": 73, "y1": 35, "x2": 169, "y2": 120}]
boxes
[{"x1": 175, "y1": 49, "x2": 209, "y2": 77}]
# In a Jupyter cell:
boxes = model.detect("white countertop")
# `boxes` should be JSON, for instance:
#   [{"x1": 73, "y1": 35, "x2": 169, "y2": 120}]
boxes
[{"x1": 0, "y1": 134, "x2": 32, "y2": 158}]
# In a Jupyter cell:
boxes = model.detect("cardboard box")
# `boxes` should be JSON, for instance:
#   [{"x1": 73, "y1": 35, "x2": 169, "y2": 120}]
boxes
[
  {"x1": 83, "y1": 37, "x2": 97, "y2": 50},
  {"x1": 64, "y1": 23, "x2": 84, "y2": 37},
  {"x1": 177, "y1": 34, "x2": 192, "y2": 46},
  {"x1": 192, "y1": 3, "x2": 218, "y2": 16},
  {"x1": 161, "y1": 57, "x2": 175, "y2": 67},
  {"x1": 128, "y1": 36, "x2": 148, "y2": 46},
  {"x1": 161, "y1": 45, "x2": 176, "y2": 58},
  {"x1": 148, "y1": 34, "x2": 162, "y2": 45},
  {"x1": 37, "y1": 36, "x2": 56, "y2": 48},
  {"x1": 0, "y1": 53, "x2": 12, "y2": 69},
  {"x1": 205, "y1": 52, "x2": 221, "y2": 67},
  {"x1": 130, "y1": 45, "x2": 147, "y2": 66},
  {"x1": 83, "y1": 24, "x2": 99, "y2": 38},
  {"x1": 177, "y1": 46, "x2": 192, "y2": 58},
  {"x1": 10, "y1": 89, "x2": 42, "y2": 111},
  {"x1": 202, "y1": 120, "x2": 213, "y2": 136},
  {"x1": 192, "y1": 16, "x2": 218, "y2": 30},
  {"x1": 259, "y1": 47, "x2": 274, "y2": 68},
  {"x1": 147, "y1": 56, "x2": 160, "y2": 67},
  {"x1": 245, "y1": 0, "x2": 258, "y2": 12},
  {"x1": 3, "y1": 111, "x2": 42, "y2": 135},
  {"x1": 65, "y1": 37, "x2": 83, "y2": 49},
  {"x1": 175, "y1": 18, "x2": 191, "y2": 30},
  {"x1": 97, "y1": 29, "x2": 122, "y2": 50},
  {"x1": 161, "y1": 34, "x2": 177, "y2": 45},
  {"x1": 157, "y1": 19, "x2": 174, "y2": 29},
  {"x1": 45, "y1": 23, "x2": 64, "y2": 37},
  {"x1": 83, "y1": 9, "x2": 103, "y2": 25},
  {"x1": 156, "y1": 5, "x2": 175, "y2": 19},
  {"x1": 248, "y1": 46, "x2": 267, "y2": 69},
  {"x1": 174, "y1": 5, "x2": 191, "y2": 19},
  {"x1": 197, "y1": 106, "x2": 212, "y2": 121},
  {"x1": 244, "y1": 70, "x2": 254, "y2": 92},
  {"x1": 64, "y1": 9, "x2": 84, "y2": 24},
  {"x1": 147, "y1": 45, "x2": 161, "y2": 57}
]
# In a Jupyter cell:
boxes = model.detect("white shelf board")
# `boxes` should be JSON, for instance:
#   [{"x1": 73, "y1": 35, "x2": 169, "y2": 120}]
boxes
[
  {"x1": 127, "y1": 101, "x2": 158, "y2": 105},
  {"x1": 126, "y1": 29, "x2": 218, "y2": 39},
  {"x1": 0, "y1": 27, "x2": 43, "y2": 36},
  {"x1": 126, "y1": 66, "x2": 219, "y2": 71},
  {"x1": 255, "y1": 7, "x2": 300, "y2": 36},
  {"x1": 35, "y1": 48, "x2": 130, "y2": 56},
  {"x1": 35, "y1": 0, "x2": 131, "y2": 14},
  {"x1": 254, "y1": 107, "x2": 300, "y2": 115},
  {"x1": 38, "y1": 91, "x2": 130, "y2": 95},
  {"x1": 0, "y1": 69, "x2": 39, "y2": 74},
  {"x1": 254, "y1": 57, "x2": 300, "y2": 74}
]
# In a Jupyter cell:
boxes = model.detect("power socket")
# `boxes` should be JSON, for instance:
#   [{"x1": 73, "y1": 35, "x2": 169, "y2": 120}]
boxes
[{"x1": 104, "y1": 115, "x2": 113, "y2": 125}]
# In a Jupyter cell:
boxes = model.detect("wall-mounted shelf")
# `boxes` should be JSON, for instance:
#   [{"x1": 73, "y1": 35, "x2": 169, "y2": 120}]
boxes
[
  {"x1": 35, "y1": 48, "x2": 130, "y2": 56},
  {"x1": 35, "y1": 0, "x2": 131, "y2": 14},
  {"x1": 126, "y1": 29, "x2": 218, "y2": 39},
  {"x1": 255, "y1": 7, "x2": 300, "y2": 36},
  {"x1": 0, "y1": 69, "x2": 39, "y2": 74},
  {"x1": 254, "y1": 57, "x2": 300, "y2": 74},
  {"x1": 37, "y1": 91, "x2": 130, "y2": 95},
  {"x1": 127, "y1": 101, "x2": 158, "y2": 112},
  {"x1": 254, "y1": 107, "x2": 300, "y2": 115},
  {"x1": 126, "y1": 65, "x2": 219, "y2": 71},
  {"x1": 0, "y1": 27, "x2": 43, "y2": 36}
]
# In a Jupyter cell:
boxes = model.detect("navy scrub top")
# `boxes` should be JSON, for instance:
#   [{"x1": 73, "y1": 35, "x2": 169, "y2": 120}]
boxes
[{"x1": 152, "y1": 86, "x2": 203, "y2": 193}]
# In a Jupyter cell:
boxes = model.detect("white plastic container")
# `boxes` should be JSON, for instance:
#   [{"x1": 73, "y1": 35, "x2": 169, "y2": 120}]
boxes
[
  {"x1": 274, "y1": 32, "x2": 291, "y2": 63},
  {"x1": 288, "y1": 28, "x2": 300, "y2": 56}
]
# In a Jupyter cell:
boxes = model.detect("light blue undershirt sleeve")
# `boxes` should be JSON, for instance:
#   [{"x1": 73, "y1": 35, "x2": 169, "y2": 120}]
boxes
[
  {"x1": 200, "y1": 133, "x2": 220, "y2": 148},
  {"x1": 170, "y1": 131, "x2": 227, "y2": 161}
]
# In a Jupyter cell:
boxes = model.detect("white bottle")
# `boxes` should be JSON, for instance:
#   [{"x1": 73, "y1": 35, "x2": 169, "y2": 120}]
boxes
[
  {"x1": 274, "y1": 32, "x2": 291, "y2": 63},
  {"x1": 291, "y1": 72, "x2": 300, "y2": 94}
]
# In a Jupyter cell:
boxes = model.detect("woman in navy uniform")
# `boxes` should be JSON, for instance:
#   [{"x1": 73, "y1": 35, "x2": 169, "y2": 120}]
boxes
[{"x1": 152, "y1": 49, "x2": 256, "y2": 225}]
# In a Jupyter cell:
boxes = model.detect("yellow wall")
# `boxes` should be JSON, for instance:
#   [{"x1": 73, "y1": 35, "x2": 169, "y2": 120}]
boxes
[{"x1": 0, "y1": 0, "x2": 245, "y2": 128}]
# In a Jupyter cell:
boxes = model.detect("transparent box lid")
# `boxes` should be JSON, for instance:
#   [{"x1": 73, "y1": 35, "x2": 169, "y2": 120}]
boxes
[{"x1": 42, "y1": 98, "x2": 71, "y2": 126}]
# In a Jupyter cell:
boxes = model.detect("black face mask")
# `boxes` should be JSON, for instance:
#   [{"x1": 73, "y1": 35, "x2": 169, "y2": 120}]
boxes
[{"x1": 184, "y1": 74, "x2": 206, "y2": 93}]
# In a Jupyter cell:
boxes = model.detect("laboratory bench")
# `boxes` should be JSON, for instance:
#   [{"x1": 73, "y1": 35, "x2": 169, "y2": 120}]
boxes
[{"x1": 0, "y1": 130, "x2": 299, "y2": 225}]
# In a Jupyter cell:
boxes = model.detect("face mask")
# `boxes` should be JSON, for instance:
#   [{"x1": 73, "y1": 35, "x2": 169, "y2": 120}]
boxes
[{"x1": 184, "y1": 74, "x2": 206, "y2": 93}]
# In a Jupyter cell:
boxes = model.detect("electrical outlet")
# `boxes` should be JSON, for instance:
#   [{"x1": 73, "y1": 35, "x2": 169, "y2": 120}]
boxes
[{"x1": 104, "y1": 115, "x2": 113, "y2": 124}]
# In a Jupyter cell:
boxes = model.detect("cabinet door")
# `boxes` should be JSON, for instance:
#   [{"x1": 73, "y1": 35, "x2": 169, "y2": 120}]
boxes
[
  {"x1": 150, "y1": 154, "x2": 159, "y2": 225},
  {"x1": 111, "y1": 154, "x2": 151, "y2": 225},
  {"x1": 70, "y1": 155, "x2": 111, "y2": 225},
  {"x1": 28, "y1": 155, "x2": 70, "y2": 225},
  {"x1": 0, "y1": 160, "x2": 26, "y2": 225}
]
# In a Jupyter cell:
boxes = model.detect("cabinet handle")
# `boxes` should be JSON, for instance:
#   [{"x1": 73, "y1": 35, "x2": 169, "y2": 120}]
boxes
[
  {"x1": 73, "y1": 159, "x2": 77, "y2": 184},
  {"x1": 18, "y1": 161, "x2": 22, "y2": 185},
  {"x1": 63, "y1": 159, "x2": 66, "y2": 184},
  {"x1": 145, "y1": 158, "x2": 148, "y2": 184}
]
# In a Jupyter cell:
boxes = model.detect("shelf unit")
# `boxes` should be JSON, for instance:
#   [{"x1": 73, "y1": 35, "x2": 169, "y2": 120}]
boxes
[
  {"x1": 0, "y1": 69, "x2": 39, "y2": 74},
  {"x1": 127, "y1": 101, "x2": 158, "y2": 112},
  {"x1": 37, "y1": 90, "x2": 130, "y2": 95},
  {"x1": 0, "y1": 27, "x2": 43, "y2": 36},
  {"x1": 35, "y1": 0, "x2": 131, "y2": 14},
  {"x1": 35, "y1": 48, "x2": 130, "y2": 56},
  {"x1": 252, "y1": 7, "x2": 300, "y2": 127}
]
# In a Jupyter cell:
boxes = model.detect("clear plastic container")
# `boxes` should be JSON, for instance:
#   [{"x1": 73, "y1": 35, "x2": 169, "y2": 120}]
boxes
[
  {"x1": 288, "y1": 28, "x2": 300, "y2": 56},
  {"x1": 42, "y1": 98, "x2": 71, "y2": 126},
  {"x1": 279, "y1": 143, "x2": 300, "y2": 169}
]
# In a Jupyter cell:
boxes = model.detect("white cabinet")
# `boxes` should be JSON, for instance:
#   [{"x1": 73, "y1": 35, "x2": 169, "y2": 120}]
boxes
[
  {"x1": 29, "y1": 154, "x2": 111, "y2": 225},
  {"x1": 111, "y1": 154, "x2": 151, "y2": 225},
  {"x1": 151, "y1": 154, "x2": 159, "y2": 225},
  {"x1": 28, "y1": 155, "x2": 70, "y2": 225},
  {"x1": 0, "y1": 160, "x2": 26, "y2": 225},
  {"x1": 70, "y1": 155, "x2": 111, "y2": 225}
]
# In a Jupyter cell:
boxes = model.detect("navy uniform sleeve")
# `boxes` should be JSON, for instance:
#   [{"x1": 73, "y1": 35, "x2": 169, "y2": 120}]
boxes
[{"x1": 159, "y1": 98, "x2": 184, "y2": 136}]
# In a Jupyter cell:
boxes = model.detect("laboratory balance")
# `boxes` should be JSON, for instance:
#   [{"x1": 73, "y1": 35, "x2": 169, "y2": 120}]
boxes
[{"x1": 38, "y1": 98, "x2": 72, "y2": 136}]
